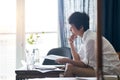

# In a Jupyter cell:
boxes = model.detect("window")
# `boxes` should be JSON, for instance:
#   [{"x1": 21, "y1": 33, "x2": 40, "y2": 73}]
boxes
[
  {"x1": 0, "y1": 0, "x2": 16, "y2": 80},
  {"x1": 0, "y1": 0, "x2": 59, "y2": 80},
  {"x1": 25, "y1": 0, "x2": 59, "y2": 64}
]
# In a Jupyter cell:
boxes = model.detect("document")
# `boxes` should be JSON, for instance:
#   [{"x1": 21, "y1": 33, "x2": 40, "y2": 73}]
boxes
[
  {"x1": 35, "y1": 65, "x2": 65, "y2": 73},
  {"x1": 36, "y1": 67, "x2": 64, "y2": 73},
  {"x1": 43, "y1": 54, "x2": 68, "y2": 60},
  {"x1": 76, "y1": 77, "x2": 97, "y2": 80},
  {"x1": 35, "y1": 65, "x2": 65, "y2": 69},
  {"x1": 35, "y1": 65, "x2": 57, "y2": 70}
]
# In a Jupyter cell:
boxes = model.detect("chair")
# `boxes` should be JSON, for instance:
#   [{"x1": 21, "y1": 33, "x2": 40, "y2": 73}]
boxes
[{"x1": 42, "y1": 47, "x2": 72, "y2": 65}]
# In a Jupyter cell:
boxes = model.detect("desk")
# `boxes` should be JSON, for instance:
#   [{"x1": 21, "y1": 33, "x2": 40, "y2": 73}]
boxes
[
  {"x1": 22, "y1": 76, "x2": 119, "y2": 80},
  {"x1": 26, "y1": 77, "x2": 97, "y2": 80},
  {"x1": 15, "y1": 69, "x2": 120, "y2": 80},
  {"x1": 15, "y1": 69, "x2": 64, "y2": 80}
]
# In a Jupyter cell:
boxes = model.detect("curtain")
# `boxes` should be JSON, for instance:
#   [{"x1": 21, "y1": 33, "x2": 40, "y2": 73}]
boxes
[
  {"x1": 102, "y1": 0, "x2": 120, "y2": 52},
  {"x1": 58, "y1": 0, "x2": 97, "y2": 51}
]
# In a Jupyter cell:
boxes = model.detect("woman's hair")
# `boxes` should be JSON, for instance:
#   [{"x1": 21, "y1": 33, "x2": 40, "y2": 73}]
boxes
[{"x1": 68, "y1": 12, "x2": 89, "y2": 31}]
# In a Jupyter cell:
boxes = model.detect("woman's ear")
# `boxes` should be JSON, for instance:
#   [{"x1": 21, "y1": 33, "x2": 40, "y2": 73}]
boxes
[
  {"x1": 78, "y1": 26, "x2": 84, "y2": 37},
  {"x1": 79, "y1": 26, "x2": 84, "y2": 31}
]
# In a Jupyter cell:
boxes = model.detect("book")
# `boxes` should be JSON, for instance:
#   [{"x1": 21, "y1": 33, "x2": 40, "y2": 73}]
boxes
[{"x1": 43, "y1": 54, "x2": 68, "y2": 61}]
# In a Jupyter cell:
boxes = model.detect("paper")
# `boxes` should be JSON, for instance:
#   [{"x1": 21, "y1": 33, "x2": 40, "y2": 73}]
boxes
[
  {"x1": 76, "y1": 77, "x2": 97, "y2": 80},
  {"x1": 34, "y1": 65, "x2": 65, "y2": 73},
  {"x1": 35, "y1": 65, "x2": 57, "y2": 70},
  {"x1": 36, "y1": 68, "x2": 64, "y2": 73},
  {"x1": 43, "y1": 54, "x2": 68, "y2": 60}
]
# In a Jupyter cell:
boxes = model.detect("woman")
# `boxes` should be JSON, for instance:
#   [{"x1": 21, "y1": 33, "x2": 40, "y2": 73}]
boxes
[{"x1": 56, "y1": 12, "x2": 120, "y2": 77}]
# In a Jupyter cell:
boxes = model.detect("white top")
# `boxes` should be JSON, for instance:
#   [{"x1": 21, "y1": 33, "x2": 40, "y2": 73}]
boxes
[{"x1": 78, "y1": 29, "x2": 120, "y2": 75}]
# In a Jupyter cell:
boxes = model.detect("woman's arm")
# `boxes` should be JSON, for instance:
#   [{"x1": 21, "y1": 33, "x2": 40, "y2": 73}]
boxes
[
  {"x1": 69, "y1": 34, "x2": 80, "y2": 61},
  {"x1": 56, "y1": 58, "x2": 87, "y2": 68}
]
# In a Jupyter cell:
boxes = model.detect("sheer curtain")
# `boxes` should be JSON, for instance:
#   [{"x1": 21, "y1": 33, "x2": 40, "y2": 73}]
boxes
[
  {"x1": 0, "y1": 0, "x2": 16, "y2": 80},
  {"x1": 58, "y1": 0, "x2": 97, "y2": 51}
]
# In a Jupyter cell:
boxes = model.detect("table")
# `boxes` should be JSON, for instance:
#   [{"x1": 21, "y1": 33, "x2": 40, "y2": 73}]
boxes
[
  {"x1": 25, "y1": 77, "x2": 97, "y2": 80},
  {"x1": 21, "y1": 76, "x2": 120, "y2": 80},
  {"x1": 15, "y1": 69, "x2": 64, "y2": 80},
  {"x1": 15, "y1": 65, "x2": 65, "y2": 80},
  {"x1": 15, "y1": 65, "x2": 120, "y2": 80},
  {"x1": 15, "y1": 69, "x2": 120, "y2": 80}
]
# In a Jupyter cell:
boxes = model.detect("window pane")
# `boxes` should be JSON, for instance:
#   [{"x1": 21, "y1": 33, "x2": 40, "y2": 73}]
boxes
[
  {"x1": 0, "y1": 0, "x2": 16, "y2": 80},
  {"x1": 26, "y1": 33, "x2": 58, "y2": 64},
  {"x1": 0, "y1": 0, "x2": 16, "y2": 33},
  {"x1": 25, "y1": 0, "x2": 58, "y2": 32},
  {"x1": 25, "y1": 0, "x2": 59, "y2": 64},
  {"x1": 0, "y1": 35, "x2": 16, "y2": 80}
]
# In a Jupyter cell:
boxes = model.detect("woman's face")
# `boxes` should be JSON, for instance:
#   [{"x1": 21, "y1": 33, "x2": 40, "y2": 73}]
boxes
[
  {"x1": 70, "y1": 24, "x2": 84, "y2": 37},
  {"x1": 70, "y1": 24, "x2": 79, "y2": 36}
]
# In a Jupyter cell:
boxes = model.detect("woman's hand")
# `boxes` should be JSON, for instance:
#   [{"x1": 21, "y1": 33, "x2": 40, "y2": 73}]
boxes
[
  {"x1": 68, "y1": 34, "x2": 77, "y2": 44},
  {"x1": 55, "y1": 58, "x2": 71, "y2": 64}
]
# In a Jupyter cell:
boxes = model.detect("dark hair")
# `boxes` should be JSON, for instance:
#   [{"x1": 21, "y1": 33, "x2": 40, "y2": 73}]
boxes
[{"x1": 68, "y1": 12, "x2": 89, "y2": 31}]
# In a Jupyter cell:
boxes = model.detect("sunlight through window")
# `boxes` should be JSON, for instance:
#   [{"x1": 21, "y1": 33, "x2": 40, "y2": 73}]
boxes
[
  {"x1": 0, "y1": 0, "x2": 16, "y2": 80},
  {"x1": 25, "y1": 0, "x2": 59, "y2": 64}
]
